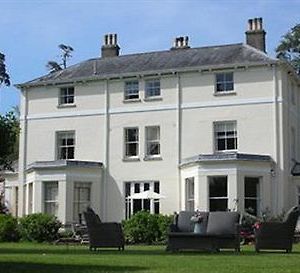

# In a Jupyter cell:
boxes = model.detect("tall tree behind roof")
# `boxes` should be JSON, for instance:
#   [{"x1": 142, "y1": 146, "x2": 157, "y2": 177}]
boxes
[
  {"x1": 0, "y1": 52, "x2": 10, "y2": 87},
  {"x1": 46, "y1": 44, "x2": 74, "y2": 73},
  {"x1": 276, "y1": 24, "x2": 300, "y2": 74}
]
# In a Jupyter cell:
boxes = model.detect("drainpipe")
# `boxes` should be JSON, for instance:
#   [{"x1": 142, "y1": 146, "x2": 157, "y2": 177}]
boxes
[
  {"x1": 19, "y1": 88, "x2": 29, "y2": 217},
  {"x1": 176, "y1": 72, "x2": 182, "y2": 210},
  {"x1": 272, "y1": 64, "x2": 280, "y2": 214},
  {"x1": 103, "y1": 79, "x2": 109, "y2": 220}
]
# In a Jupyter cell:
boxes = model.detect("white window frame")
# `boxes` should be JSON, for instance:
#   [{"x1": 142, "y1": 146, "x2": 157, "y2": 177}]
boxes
[
  {"x1": 124, "y1": 80, "x2": 139, "y2": 100},
  {"x1": 56, "y1": 131, "x2": 75, "y2": 160},
  {"x1": 59, "y1": 87, "x2": 75, "y2": 105},
  {"x1": 145, "y1": 126, "x2": 160, "y2": 158},
  {"x1": 124, "y1": 127, "x2": 139, "y2": 159},
  {"x1": 209, "y1": 176, "x2": 228, "y2": 211},
  {"x1": 214, "y1": 121, "x2": 237, "y2": 152},
  {"x1": 44, "y1": 181, "x2": 58, "y2": 217},
  {"x1": 145, "y1": 79, "x2": 161, "y2": 98},
  {"x1": 215, "y1": 72, "x2": 234, "y2": 93},
  {"x1": 244, "y1": 177, "x2": 261, "y2": 216},
  {"x1": 73, "y1": 182, "x2": 91, "y2": 223},
  {"x1": 185, "y1": 177, "x2": 195, "y2": 212},
  {"x1": 124, "y1": 181, "x2": 160, "y2": 219}
]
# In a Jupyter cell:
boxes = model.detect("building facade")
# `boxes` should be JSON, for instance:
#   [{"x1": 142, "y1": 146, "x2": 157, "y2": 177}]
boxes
[{"x1": 4, "y1": 18, "x2": 300, "y2": 224}]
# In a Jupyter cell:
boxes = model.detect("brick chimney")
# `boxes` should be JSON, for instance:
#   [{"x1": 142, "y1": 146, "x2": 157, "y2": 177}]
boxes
[
  {"x1": 101, "y1": 34, "x2": 120, "y2": 58},
  {"x1": 171, "y1": 36, "x2": 190, "y2": 50},
  {"x1": 245, "y1": 18, "x2": 266, "y2": 52}
]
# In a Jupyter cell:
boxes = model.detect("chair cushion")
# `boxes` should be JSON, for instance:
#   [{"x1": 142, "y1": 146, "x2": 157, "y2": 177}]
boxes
[
  {"x1": 206, "y1": 211, "x2": 240, "y2": 235},
  {"x1": 177, "y1": 211, "x2": 209, "y2": 233},
  {"x1": 177, "y1": 211, "x2": 194, "y2": 232}
]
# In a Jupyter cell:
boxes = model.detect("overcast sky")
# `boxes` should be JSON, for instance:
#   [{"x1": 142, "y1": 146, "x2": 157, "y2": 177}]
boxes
[{"x1": 0, "y1": 0, "x2": 299, "y2": 114}]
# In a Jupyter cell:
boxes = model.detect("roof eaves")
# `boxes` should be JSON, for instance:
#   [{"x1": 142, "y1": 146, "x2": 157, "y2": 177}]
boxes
[{"x1": 15, "y1": 60, "x2": 278, "y2": 89}]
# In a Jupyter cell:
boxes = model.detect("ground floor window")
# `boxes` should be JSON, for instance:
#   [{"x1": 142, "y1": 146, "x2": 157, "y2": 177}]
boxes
[
  {"x1": 124, "y1": 181, "x2": 160, "y2": 219},
  {"x1": 44, "y1": 181, "x2": 58, "y2": 216},
  {"x1": 185, "y1": 177, "x2": 195, "y2": 211},
  {"x1": 73, "y1": 182, "x2": 91, "y2": 223},
  {"x1": 209, "y1": 176, "x2": 228, "y2": 211},
  {"x1": 244, "y1": 177, "x2": 260, "y2": 216},
  {"x1": 297, "y1": 186, "x2": 300, "y2": 206},
  {"x1": 28, "y1": 183, "x2": 33, "y2": 214}
]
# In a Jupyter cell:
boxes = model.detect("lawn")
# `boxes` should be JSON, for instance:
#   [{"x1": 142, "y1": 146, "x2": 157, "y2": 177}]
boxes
[{"x1": 0, "y1": 243, "x2": 300, "y2": 273}]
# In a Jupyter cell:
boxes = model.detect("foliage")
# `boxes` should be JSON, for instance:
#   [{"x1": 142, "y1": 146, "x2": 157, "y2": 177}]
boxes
[
  {"x1": 47, "y1": 44, "x2": 74, "y2": 72},
  {"x1": 276, "y1": 23, "x2": 300, "y2": 74},
  {"x1": 0, "y1": 111, "x2": 20, "y2": 171},
  {"x1": 19, "y1": 213, "x2": 61, "y2": 242},
  {"x1": 0, "y1": 214, "x2": 20, "y2": 242},
  {"x1": 0, "y1": 52, "x2": 10, "y2": 87},
  {"x1": 122, "y1": 211, "x2": 173, "y2": 244}
]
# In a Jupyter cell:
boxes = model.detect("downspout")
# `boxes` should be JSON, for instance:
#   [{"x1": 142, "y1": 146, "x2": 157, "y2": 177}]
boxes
[
  {"x1": 176, "y1": 72, "x2": 182, "y2": 210},
  {"x1": 272, "y1": 64, "x2": 280, "y2": 214},
  {"x1": 103, "y1": 79, "x2": 109, "y2": 220},
  {"x1": 19, "y1": 88, "x2": 28, "y2": 216}
]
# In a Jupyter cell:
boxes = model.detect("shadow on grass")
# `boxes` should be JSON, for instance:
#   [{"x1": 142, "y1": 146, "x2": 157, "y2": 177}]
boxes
[{"x1": 0, "y1": 261, "x2": 146, "y2": 273}]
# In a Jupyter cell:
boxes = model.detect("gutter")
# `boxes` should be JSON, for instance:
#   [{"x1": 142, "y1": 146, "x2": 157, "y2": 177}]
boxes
[{"x1": 15, "y1": 61, "x2": 279, "y2": 89}]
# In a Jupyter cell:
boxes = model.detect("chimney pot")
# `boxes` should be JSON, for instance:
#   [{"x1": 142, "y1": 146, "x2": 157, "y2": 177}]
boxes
[
  {"x1": 101, "y1": 33, "x2": 120, "y2": 58},
  {"x1": 171, "y1": 36, "x2": 190, "y2": 50},
  {"x1": 245, "y1": 17, "x2": 266, "y2": 52}
]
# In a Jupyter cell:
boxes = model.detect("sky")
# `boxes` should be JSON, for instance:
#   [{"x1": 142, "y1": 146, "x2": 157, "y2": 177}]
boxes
[{"x1": 0, "y1": 0, "x2": 299, "y2": 114}]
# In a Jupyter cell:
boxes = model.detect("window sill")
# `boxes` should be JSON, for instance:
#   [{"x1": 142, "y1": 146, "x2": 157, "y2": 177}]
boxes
[
  {"x1": 144, "y1": 96, "x2": 162, "y2": 102},
  {"x1": 214, "y1": 91, "x2": 236, "y2": 96},
  {"x1": 57, "y1": 104, "x2": 76, "y2": 108},
  {"x1": 123, "y1": 98, "x2": 141, "y2": 103},
  {"x1": 144, "y1": 156, "x2": 163, "y2": 161},
  {"x1": 123, "y1": 157, "x2": 140, "y2": 162}
]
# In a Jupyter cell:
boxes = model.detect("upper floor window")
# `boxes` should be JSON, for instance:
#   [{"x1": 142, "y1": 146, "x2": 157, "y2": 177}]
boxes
[
  {"x1": 214, "y1": 121, "x2": 237, "y2": 152},
  {"x1": 145, "y1": 126, "x2": 160, "y2": 157},
  {"x1": 145, "y1": 79, "x2": 161, "y2": 98},
  {"x1": 57, "y1": 131, "x2": 75, "y2": 160},
  {"x1": 215, "y1": 72, "x2": 234, "y2": 93},
  {"x1": 124, "y1": 81, "x2": 139, "y2": 100},
  {"x1": 124, "y1": 127, "x2": 139, "y2": 158},
  {"x1": 59, "y1": 87, "x2": 75, "y2": 105}
]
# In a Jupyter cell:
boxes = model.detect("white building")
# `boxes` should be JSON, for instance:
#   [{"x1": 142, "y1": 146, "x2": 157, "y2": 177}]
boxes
[{"x1": 4, "y1": 18, "x2": 300, "y2": 224}]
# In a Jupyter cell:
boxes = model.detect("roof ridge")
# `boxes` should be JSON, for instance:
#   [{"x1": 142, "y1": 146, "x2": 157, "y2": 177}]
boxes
[{"x1": 87, "y1": 43, "x2": 245, "y2": 61}]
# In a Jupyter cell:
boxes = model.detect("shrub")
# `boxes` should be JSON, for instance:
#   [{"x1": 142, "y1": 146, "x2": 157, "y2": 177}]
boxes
[
  {"x1": 0, "y1": 214, "x2": 20, "y2": 242},
  {"x1": 19, "y1": 213, "x2": 61, "y2": 242},
  {"x1": 123, "y1": 211, "x2": 173, "y2": 244}
]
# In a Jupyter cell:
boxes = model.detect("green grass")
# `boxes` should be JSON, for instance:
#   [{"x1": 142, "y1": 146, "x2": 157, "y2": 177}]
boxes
[{"x1": 0, "y1": 243, "x2": 300, "y2": 273}]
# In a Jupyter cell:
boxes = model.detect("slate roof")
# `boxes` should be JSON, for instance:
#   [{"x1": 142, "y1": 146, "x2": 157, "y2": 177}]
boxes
[
  {"x1": 180, "y1": 152, "x2": 272, "y2": 167},
  {"x1": 18, "y1": 43, "x2": 277, "y2": 88}
]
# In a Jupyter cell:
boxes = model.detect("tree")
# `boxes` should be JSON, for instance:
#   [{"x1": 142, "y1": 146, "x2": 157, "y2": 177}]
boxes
[
  {"x1": 47, "y1": 44, "x2": 74, "y2": 72},
  {"x1": 0, "y1": 52, "x2": 10, "y2": 87},
  {"x1": 276, "y1": 24, "x2": 300, "y2": 74},
  {"x1": 0, "y1": 110, "x2": 19, "y2": 214}
]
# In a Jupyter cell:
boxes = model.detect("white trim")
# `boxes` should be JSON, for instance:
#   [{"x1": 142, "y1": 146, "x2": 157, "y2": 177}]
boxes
[{"x1": 23, "y1": 97, "x2": 283, "y2": 121}]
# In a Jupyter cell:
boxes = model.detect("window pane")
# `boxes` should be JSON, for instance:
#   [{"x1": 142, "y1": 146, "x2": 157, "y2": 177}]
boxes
[
  {"x1": 210, "y1": 199, "x2": 227, "y2": 211},
  {"x1": 154, "y1": 182, "x2": 160, "y2": 193},
  {"x1": 145, "y1": 79, "x2": 160, "y2": 97},
  {"x1": 215, "y1": 73, "x2": 234, "y2": 92},
  {"x1": 214, "y1": 121, "x2": 237, "y2": 151},
  {"x1": 144, "y1": 183, "x2": 150, "y2": 191},
  {"x1": 245, "y1": 177, "x2": 259, "y2": 197},
  {"x1": 209, "y1": 176, "x2": 227, "y2": 197}
]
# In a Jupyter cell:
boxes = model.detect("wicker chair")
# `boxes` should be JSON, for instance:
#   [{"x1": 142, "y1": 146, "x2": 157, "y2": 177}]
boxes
[
  {"x1": 83, "y1": 208, "x2": 125, "y2": 251},
  {"x1": 255, "y1": 206, "x2": 300, "y2": 253}
]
